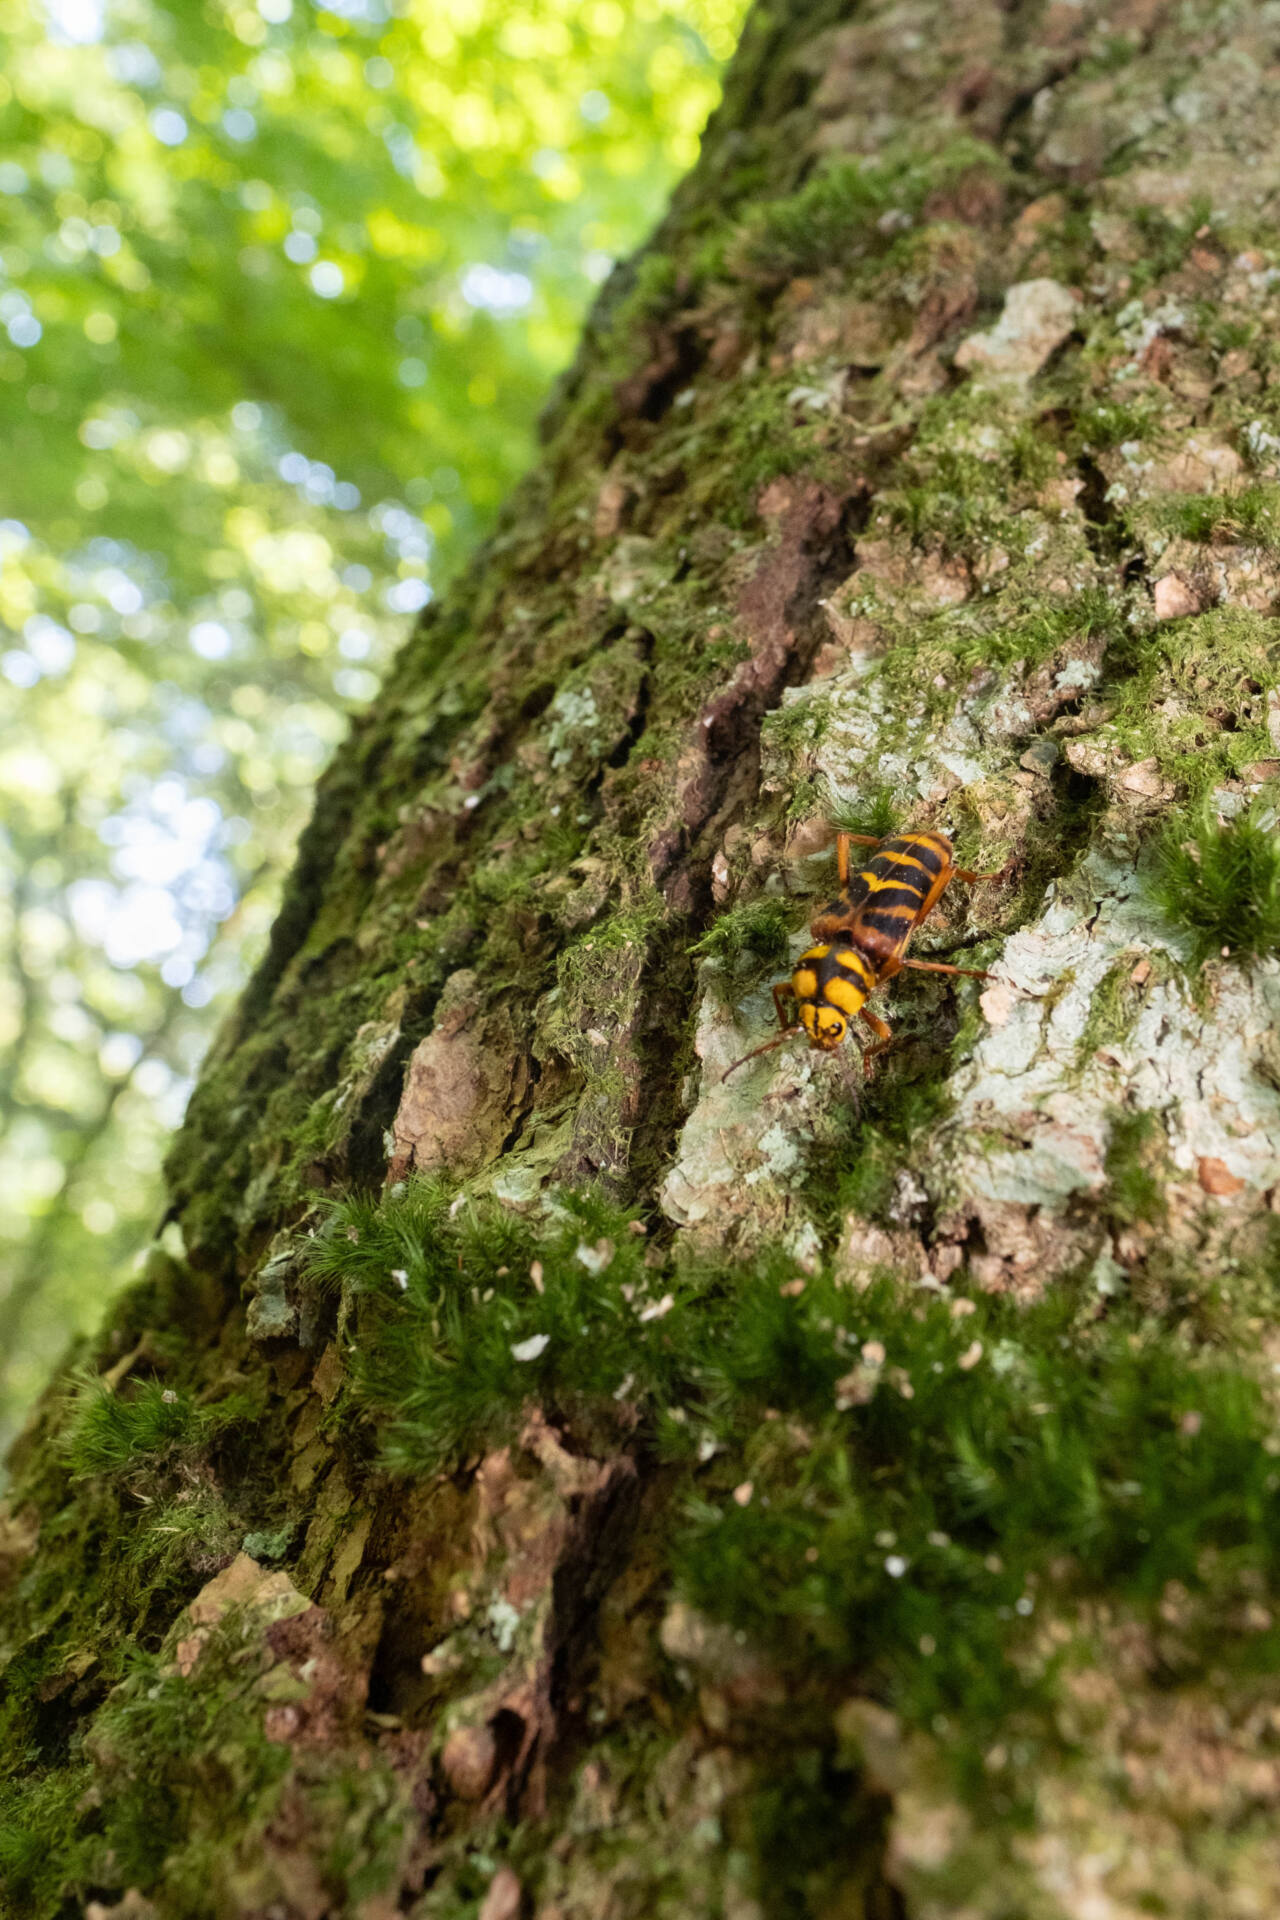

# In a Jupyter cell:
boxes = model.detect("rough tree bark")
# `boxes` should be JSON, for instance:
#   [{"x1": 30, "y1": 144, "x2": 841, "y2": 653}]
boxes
[{"x1": 8, "y1": 0, "x2": 1280, "y2": 1913}]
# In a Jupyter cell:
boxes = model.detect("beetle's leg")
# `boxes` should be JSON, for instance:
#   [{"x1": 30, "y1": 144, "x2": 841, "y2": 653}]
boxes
[
  {"x1": 858, "y1": 1006, "x2": 894, "y2": 1068},
  {"x1": 722, "y1": 985, "x2": 803, "y2": 1082},
  {"x1": 909, "y1": 855, "x2": 1005, "y2": 939},
  {"x1": 835, "y1": 831, "x2": 880, "y2": 888},
  {"x1": 900, "y1": 958, "x2": 991, "y2": 981}
]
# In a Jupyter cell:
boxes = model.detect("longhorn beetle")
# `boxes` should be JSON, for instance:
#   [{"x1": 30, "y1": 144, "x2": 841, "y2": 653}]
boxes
[{"x1": 723, "y1": 829, "x2": 1001, "y2": 1080}]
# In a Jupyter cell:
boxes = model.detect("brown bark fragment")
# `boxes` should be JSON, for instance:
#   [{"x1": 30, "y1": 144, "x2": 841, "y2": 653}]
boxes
[
  {"x1": 1153, "y1": 572, "x2": 1201, "y2": 621},
  {"x1": 477, "y1": 1866, "x2": 524, "y2": 1920},
  {"x1": 1198, "y1": 1156, "x2": 1246, "y2": 1197},
  {"x1": 388, "y1": 969, "x2": 530, "y2": 1182},
  {"x1": 953, "y1": 278, "x2": 1080, "y2": 381},
  {"x1": 441, "y1": 1724, "x2": 499, "y2": 1801}
]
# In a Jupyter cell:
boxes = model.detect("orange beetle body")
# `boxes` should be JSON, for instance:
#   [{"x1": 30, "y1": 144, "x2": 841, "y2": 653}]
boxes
[{"x1": 725, "y1": 830, "x2": 999, "y2": 1079}]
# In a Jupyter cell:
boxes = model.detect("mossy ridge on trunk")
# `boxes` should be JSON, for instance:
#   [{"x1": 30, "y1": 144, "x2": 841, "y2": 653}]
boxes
[{"x1": 10, "y1": 0, "x2": 1280, "y2": 1913}]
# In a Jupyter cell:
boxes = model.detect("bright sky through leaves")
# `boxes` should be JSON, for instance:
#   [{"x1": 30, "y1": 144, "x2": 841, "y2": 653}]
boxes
[{"x1": 0, "y1": 0, "x2": 747, "y2": 1441}]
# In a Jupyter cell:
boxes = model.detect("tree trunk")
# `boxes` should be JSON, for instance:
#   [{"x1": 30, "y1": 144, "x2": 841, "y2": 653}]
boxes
[{"x1": 9, "y1": 0, "x2": 1280, "y2": 1912}]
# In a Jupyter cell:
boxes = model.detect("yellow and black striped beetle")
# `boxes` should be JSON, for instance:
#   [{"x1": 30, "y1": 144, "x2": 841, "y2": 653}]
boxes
[{"x1": 724, "y1": 829, "x2": 1000, "y2": 1079}]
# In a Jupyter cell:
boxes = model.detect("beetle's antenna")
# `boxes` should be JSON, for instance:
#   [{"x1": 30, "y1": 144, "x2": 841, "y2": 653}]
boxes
[{"x1": 721, "y1": 1028, "x2": 803, "y2": 1083}]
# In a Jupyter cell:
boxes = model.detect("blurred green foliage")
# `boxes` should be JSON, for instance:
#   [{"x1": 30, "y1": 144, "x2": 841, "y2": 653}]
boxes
[{"x1": 0, "y1": 0, "x2": 746, "y2": 1444}]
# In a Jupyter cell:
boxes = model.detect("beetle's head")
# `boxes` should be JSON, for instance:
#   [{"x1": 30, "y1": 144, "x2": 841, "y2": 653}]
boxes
[{"x1": 801, "y1": 1002, "x2": 848, "y2": 1051}]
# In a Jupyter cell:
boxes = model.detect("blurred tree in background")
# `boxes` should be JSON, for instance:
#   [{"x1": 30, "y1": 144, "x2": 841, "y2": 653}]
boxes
[{"x1": 0, "y1": 0, "x2": 745, "y2": 1443}]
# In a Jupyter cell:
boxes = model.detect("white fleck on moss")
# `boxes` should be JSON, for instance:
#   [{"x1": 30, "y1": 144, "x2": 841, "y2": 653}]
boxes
[{"x1": 486, "y1": 1597, "x2": 522, "y2": 1653}]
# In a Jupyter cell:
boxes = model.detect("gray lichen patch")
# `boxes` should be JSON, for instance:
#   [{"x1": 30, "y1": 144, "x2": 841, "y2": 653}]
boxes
[
  {"x1": 244, "y1": 1235, "x2": 304, "y2": 1346},
  {"x1": 935, "y1": 849, "x2": 1280, "y2": 1283},
  {"x1": 660, "y1": 945, "x2": 855, "y2": 1261},
  {"x1": 769, "y1": 655, "x2": 999, "y2": 815},
  {"x1": 760, "y1": 632, "x2": 1091, "y2": 832},
  {"x1": 594, "y1": 533, "x2": 676, "y2": 610}
]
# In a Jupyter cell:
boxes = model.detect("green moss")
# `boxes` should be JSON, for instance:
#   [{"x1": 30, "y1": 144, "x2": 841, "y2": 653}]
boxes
[
  {"x1": 670, "y1": 1262, "x2": 1280, "y2": 1804},
  {"x1": 58, "y1": 1368, "x2": 259, "y2": 1486},
  {"x1": 611, "y1": 250, "x2": 681, "y2": 335},
  {"x1": 466, "y1": 826, "x2": 585, "y2": 909},
  {"x1": 869, "y1": 384, "x2": 1094, "y2": 560},
  {"x1": 310, "y1": 1166, "x2": 1280, "y2": 1815},
  {"x1": 749, "y1": 1743, "x2": 884, "y2": 1919},
  {"x1": 0, "y1": 1766, "x2": 88, "y2": 1913},
  {"x1": 90, "y1": 1639, "x2": 289, "y2": 1887},
  {"x1": 303, "y1": 1181, "x2": 692, "y2": 1473},
  {"x1": 1076, "y1": 33, "x2": 1144, "y2": 77},
  {"x1": 0, "y1": 1602, "x2": 414, "y2": 1917},
  {"x1": 1074, "y1": 954, "x2": 1165, "y2": 1070},
  {"x1": 1154, "y1": 795, "x2": 1280, "y2": 967},
  {"x1": 569, "y1": 899, "x2": 663, "y2": 954},
  {"x1": 1212, "y1": 315, "x2": 1259, "y2": 355},
  {"x1": 1151, "y1": 483, "x2": 1280, "y2": 547},
  {"x1": 18, "y1": 1144, "x2": 1280, "y2": 1912},
  {"x1": 964, "y1": 585, "x2": 1127, "y2": 671},
  {"x1": 690, "y1": 896, "x2": 795, "y2": 972},
  {"x1": 286, "y1": 1085, "x2": 347, "y2": 1172},
  {"x1": 1100, "y1": 605, "x2": 1278, "y2": 802},
  {"x1": 62, "y1": 1372, "x2": 214, "y2": 1477},
  {"x1": 298, "y1": 1173, "x2": 1280, "y2": 1816},
  {"x1": 825, "y1": 787, "x2": 901, "y2": 842},
  {"x1": 0, "y1": 1626, "x2": 283, "y2": 1914},
  {"x1": 125, "y1": 1488, "x2": 242, "y2": 1581},
  {"x1": 317, "y1": 1762, "x2": 421, "y2": 1907},
  {"x1": 731, "y1": 138, "x2": 1007, "y2": 283},
  {"x1": 1103, "y1": 1108, "x2": 1167, "y2": 1228},
  {"x1": 882, "y1": 426, "x2": 1065, "y2": 554},
  {"x1": 686, "y1": 373, "x2": 822, "y2": 520},
  {"x1": 1076, "y1": 396, "x2": 1157, "y2": 450},
  {"x1": 1126, "y1": 196, "x2": 1215, "y2": 290},
  {"x1": 881, "y1": 449, "x2": 1016, "y2": 552},
  {"x1": 868, "y1": 587, "x2": 1125, "y2": 736},
  {"x1": 825, "y1": 1070, "x2": 951, "y2": 1229}
]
